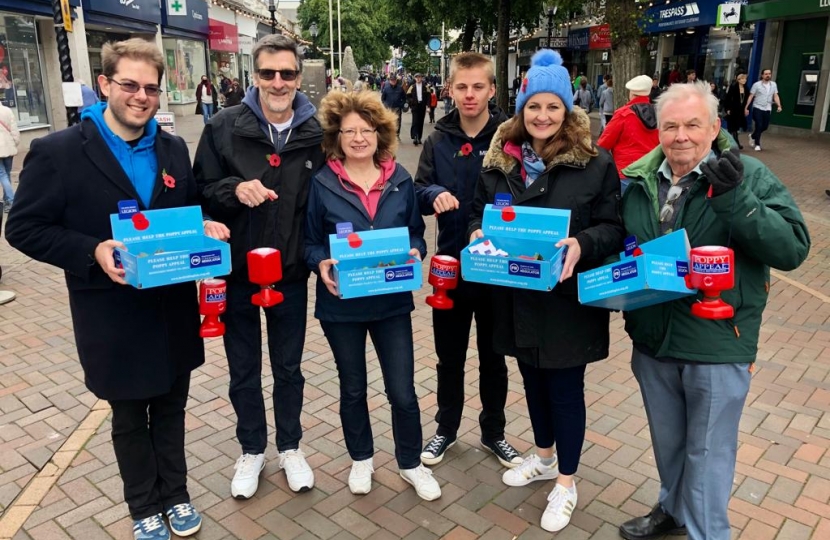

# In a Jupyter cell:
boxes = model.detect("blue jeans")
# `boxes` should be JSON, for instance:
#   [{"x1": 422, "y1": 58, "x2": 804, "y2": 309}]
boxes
[
  {"x1": 201, "y1": 102, "x2": 214, "y2": 124},
  {"x1": 750, "y1": 108, "x2": 770, "y2": 146},
  {"x1": 0, "y1": 156, "x2": 14, "y2": 205},
  {"x1": 443, "y1": 98, "x2": 452, "y2": 114},
  {"x1": 320, "y1": 314, "x2": 422, "y2": 469},
  {"x1": 632, "y1": 348, "x2": 751, "y2": 540},
  {"x1": 517, "y1": 362, "x2": 586, "y2": 476},
  {"x1": 223, "y1": 279, "x2": 307, "y2": 454}
]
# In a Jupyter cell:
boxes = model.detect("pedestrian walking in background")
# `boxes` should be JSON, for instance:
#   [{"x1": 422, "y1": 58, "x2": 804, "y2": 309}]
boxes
[
  {"x1": 618, "y1": 80, "x2": 809, "y2": 540},
  {"x1": 598, "y1": 75, "x2": 614, "y2": 132},
  {"x1": 0, "y1": 100, "x2": 19, "y2": 213},
  {"x1": 469, "y1": 49, "x2": 624, "y2": 534},
  {"x1": 745, "y1": 68, "x2": 782, "y2": 151},
  {"x1": 574, "y1": 79, "x2": 592, "y2": 113},
  {"x1": 6, "y1": 38, "x2": 230, "y2": 540},
  {"x1": 428, "y1": 86, "x2": 438, "y2": 123},
  {"x1": 194, "y1": 35, "x2": 326, "y2": 500},
  {"x1": 723, "y1": 71, "x2": 749, "y2": 149},
  {"x1": 223, "y1": 78, "x2": 244, "y2": 108},
  {"x1": 78, "y1": 79, "x2": 100, "y2": 113},
  {"x1": 407, "y1": 73, "x2": 429, "y2": 145},
  {"x1": 380, "y1": 72, "x2": 406, "y2": 139},
  {"x1": 597, "y1": 75, "x2": 659, "y2": 193},
  {"x1": 304, "y1": 90, "x2": 439, "y2": 501},
  {"x1": 440, "y1": 84, "x2": 452, "y2": 113},
  {"x1": 649, "y1": 74, "x2": 663, "y2": 103},
  {"x1": 196, "y1": 74, "x2": 218, "y2": 123},
  {"x1": 414, "y1": 52, "x2": 519, "y2": 471}
]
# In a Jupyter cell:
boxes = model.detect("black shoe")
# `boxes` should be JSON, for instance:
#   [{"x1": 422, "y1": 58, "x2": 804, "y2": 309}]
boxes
[
  {"x1": 481, "y1": 438, "x2": 523, "y2": 468},
  {"x1": 420, "y1": 434, "x2": 456, "y2": 465},
  {"x1": 825, "y1": 189, "x2": 830, "y2": 198},
  {"x1": 619, "y1": 504, "x2": 687, "y2": 539}
]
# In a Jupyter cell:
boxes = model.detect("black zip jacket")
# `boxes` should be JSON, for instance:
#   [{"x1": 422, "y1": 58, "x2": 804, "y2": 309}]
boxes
[
  {"x1": 194, "y1": 90, "x2": 325, "y2": 283},
  {"x1": 414, "y1": 104, "x2": 508, "y2": 258}
]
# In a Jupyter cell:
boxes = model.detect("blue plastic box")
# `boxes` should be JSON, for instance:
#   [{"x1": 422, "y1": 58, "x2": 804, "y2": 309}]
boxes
[
  {"x1": 577, "y1": 229, "x2": 695, "y2": 311},
  {"x1": 461, "y1": 204, "x2": 571, "y2": 291},
  {"x1": 110, "y1": 205, "x2": 231, "y2": 289},
  {"x1": 329, "y1": 227, "x2": 423, "y2": 299}
]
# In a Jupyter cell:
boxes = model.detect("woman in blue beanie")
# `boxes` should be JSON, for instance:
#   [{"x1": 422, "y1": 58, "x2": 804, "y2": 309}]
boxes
[{"x1": 467, "y1": 49, "x2": 624, "y2": 533}]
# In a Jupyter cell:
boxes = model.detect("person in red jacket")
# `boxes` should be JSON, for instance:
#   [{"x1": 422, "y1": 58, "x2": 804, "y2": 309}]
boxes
[{"x1": 597, "y1": 75, "x2": 659, "y2": 193}]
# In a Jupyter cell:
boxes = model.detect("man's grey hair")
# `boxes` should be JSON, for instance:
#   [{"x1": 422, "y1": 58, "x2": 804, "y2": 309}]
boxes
[
  {"x1": 252, "y1": 34, "x2": 302, "y2": 72},
  {"x1": 655, "y1": 81, "x2": 720, "y2": 125}
]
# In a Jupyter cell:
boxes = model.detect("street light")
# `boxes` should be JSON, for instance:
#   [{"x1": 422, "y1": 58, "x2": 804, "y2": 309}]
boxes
[
  {"x1": 268, "y1": 0, "x2": 277, "y2": 34},
  {"x1": 546, "y1": 6, "x2": 557, "y2": 49},
  {"x1": 309, "y1": 22, "x2": 319, "y2": 59},
  {"x1": 474, "y1": 26, "x2": 483, "y2": 53}
]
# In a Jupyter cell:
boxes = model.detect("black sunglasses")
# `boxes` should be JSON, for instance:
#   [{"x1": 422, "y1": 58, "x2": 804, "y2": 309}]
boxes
[
  {"x1": 108, "y1": 78, "x2": 162, "y2": 97},
  {"x1": 255, "y1": 69, "x2": 300, "y2": 81}
]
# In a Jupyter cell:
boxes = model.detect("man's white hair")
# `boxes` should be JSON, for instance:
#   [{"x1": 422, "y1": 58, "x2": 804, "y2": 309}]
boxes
[{"x1": 655, "y1": 80, "x2": 720, "y2": 125}]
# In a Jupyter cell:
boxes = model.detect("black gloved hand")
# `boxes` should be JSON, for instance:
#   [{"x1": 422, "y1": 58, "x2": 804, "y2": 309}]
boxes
[{"x1": 701, "y1": 146, "x2": 743, "y2": 197}]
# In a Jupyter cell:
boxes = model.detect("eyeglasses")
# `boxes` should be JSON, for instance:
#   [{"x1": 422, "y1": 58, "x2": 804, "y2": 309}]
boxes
[
  {"x1": 107, "y1": 78, "x2": 162, "y2": 97},
  {"x1": 659, "y1": 185, "x2": 684, "y2": 224},
  {"x1": 255, "y1": 69, "x2": 300, "y2": 81},
  {"x1": 339, "y1": 128, "x2": 377, "y2": 138}
]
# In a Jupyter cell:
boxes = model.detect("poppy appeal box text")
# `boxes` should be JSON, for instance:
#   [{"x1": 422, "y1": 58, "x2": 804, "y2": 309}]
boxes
[{"x1": 110, "y1": 204, "x2": 231, "y2": 289}]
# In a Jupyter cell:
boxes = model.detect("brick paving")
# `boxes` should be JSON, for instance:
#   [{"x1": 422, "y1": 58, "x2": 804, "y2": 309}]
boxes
[{"x1": 0, "y1": 109, "x2": 828, "y2": 540}]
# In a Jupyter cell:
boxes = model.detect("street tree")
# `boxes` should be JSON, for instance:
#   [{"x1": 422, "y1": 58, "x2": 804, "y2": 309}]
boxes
[{"x1": 601, "y1": 0, "x2": 648, "y2": 110}]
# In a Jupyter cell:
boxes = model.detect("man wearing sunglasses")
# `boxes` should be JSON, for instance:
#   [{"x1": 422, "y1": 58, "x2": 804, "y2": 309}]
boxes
[
  {"x1": 7, "y1": 38, "x2": 230, "y2": 540},
  {"x1": 194, "y1": 34, "x2": 325, "y2": 500},
  {"x1": 618, "y1": 81, "x2": 809, "y2": 540}
]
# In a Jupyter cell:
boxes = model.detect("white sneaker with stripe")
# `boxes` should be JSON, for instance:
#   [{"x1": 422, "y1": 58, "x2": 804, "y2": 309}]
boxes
[{"x1": 541, "y1": 482, "x2": 578, "y2": 532}]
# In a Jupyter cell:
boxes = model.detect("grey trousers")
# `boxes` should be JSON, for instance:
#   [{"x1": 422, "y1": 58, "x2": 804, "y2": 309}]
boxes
[{"x1": 632, "y1": 348, "x2": 751, "y2": 540}]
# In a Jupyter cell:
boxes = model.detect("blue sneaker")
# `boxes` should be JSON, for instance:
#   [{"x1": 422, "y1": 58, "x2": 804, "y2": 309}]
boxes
[
  {"x1": 133, "y1": 514, "x2": 170, "y2": 540},
  {"x1": 165, "y1": 503, "x2": 202, "y2": 537}
]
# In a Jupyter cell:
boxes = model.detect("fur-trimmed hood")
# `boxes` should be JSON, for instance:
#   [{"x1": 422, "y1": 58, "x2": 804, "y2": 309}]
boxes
[{"x1": 482, "y1": 106, "x2": 596, "y2": 174}]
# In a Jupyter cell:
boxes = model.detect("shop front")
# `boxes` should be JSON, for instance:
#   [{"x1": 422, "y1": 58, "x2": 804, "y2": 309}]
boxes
[
  {"x1": 209, "y1": 18, "x2": 239, "y2": 95},
  {"x1": 83, "y1": 0, "x2": 161, "y2": 97},
  {"x1": 644, "y1": 0, "x2": 755, "y2": 92},
  {"x1": 0, "y1": 0, "x2": 82, "y2": 133},
  {"x1": 161, "y1": 0, "x2": 209, "y2": 117},
  {"x1": 588, "y1": 24, "x2": 611, "y2": 89},
  {"x1": 744, "y1": 0, "x2": 830, "y2": 133},
  {"x1": 567, "y1": 27, "x2": 589, "y2": 84}
]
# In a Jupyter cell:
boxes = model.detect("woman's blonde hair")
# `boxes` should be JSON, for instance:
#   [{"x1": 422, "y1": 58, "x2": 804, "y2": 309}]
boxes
[
  {"x1": 500, "y1": 108, "x2": 596, "y2": 164},
  {"x1": 319, "y1": 90, "x2": 399, "y2": 164}
]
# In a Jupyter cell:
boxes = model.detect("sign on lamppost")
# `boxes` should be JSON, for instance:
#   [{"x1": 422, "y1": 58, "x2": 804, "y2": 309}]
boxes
[
  {"x1": 716, "y1": 3, "x2": 741, "y2": 26},
  {"x1": 60, "y1": 0, "x2": 72, "y2": 32}
]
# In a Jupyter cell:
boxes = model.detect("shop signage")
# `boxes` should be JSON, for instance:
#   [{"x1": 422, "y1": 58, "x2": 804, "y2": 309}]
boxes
[
  {"x1": 744, "y1": 0, "x2": 829, "y2": 21},
  {"x1": 589, "y1": 24, "x2": 611, "y2": 50},
  {"x1": 209, "y1": 19, "x2": 239, "y2": 52},
  {"x1": 162, "y1": 0, "x2": 209, "y2": 35},
  {"x1": 716, "y1": 3, "x2": 740, "y2": 26},
  {"x1": 568, "y1": 28, "x2": 589, "y2": 51},
  {"x1": 82, "y1": 0, "x2": 161, "y2": 23},
  {"x1": 155, "y1": 112, "x2": 176, "y2": 135},
  {"x1": 642, "y1": 0, "x2": 723, "y2": 33},
  {"x1": 540, "y1": 37, "x2": 569, "y2": 49}
]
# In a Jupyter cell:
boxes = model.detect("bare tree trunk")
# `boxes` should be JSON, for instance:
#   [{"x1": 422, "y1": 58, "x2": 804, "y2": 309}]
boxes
[
  {"x1": 611, "y1": 39, "x2": 640, "y2": 110},
  {"x1": 462, "y1": 17, "x2": 477, "y2": 52},
  {"x1": 496, "y1": 0, "x2": 511, "y2": 112}
]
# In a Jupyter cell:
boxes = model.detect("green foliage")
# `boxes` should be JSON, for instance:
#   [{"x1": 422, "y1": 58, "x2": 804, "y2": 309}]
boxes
[{"x1": 297, "y1": 0, "x2": 393, "y2": 70}]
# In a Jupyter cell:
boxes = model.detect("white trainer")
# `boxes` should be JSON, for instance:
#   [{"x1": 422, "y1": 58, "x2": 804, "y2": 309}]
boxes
[
  {"x1": 754, "y1": 145, "x2": 761, "y2": 151},
  {"x1": 348, "y1": 458, "x2": 374, "y2": 495},
  {"x1": 541, "y1": 482, "x2": 578, "y2": 532},
  {"x1": 279, "y1": 449, "x2": 314, "y2": 492},
  {"x1": 502, "y1": 453, "x2": 559, "y2": 487},
  {"x1": 231, "y1": 453, "x2": 265, "y2": 499},
  {"x1": 400, "y1": 464, "x2": 441, "y2": 501}
]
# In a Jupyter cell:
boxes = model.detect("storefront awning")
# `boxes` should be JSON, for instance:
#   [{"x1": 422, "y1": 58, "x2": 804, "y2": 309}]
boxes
[
  {"x1": 1, "y1": 0, "x2": 80, "y2": 17},
  {"x1": 744, "y1": 0, "x2": 830, "y2": 21}
]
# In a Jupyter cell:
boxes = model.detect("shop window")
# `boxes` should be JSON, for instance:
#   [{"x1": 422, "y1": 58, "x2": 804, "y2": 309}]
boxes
[
  {"x1": 163, "y1": 38, "x2": 207, "y2": 104},
  {"x1": 0, "y1": 13, "x2": 49, "y2": 128}
]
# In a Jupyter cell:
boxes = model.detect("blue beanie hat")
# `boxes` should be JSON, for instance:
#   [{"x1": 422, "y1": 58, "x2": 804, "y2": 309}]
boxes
[{"x1": 515, "y1": 49, "x2": 573, "y2": 113}]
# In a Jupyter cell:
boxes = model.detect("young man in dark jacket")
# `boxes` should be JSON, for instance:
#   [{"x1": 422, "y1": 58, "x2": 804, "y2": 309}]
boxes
[
  {"x1": 414, "y1": 53, "x2": 521, "y2": 469},
  {"x1": 193, "y1": 35, "x2": 325, "y2": 500},
  {"x1": 381, "y1": 73, "x2": 406, "y2": 139},
  {"x1": 617, "y1": 82, "x2": 809, "y2": 540},
  {"x1": 6, "y1": 38, "x2": 228, "y2": 540}
]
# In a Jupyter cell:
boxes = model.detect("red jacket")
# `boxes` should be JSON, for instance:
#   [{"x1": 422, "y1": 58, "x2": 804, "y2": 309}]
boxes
[{"x1": 597, "y1": 95, "x2": 660, "y2": 179}]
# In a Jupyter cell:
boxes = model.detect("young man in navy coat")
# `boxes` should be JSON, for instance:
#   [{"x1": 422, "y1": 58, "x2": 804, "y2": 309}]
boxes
[{"x1": 5, "y1": 39, "x2": 229, "y2": 540}]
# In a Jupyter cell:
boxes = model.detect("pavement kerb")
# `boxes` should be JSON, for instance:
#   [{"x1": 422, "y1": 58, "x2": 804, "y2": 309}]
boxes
[{"x1": 0, "y1": 399, "x2": 111, "y2": 540}]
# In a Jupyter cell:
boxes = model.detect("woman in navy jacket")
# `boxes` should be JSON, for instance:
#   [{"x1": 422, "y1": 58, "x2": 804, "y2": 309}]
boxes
[{"x1": 304, "y1": 90, "x2": 440, "y2": 501}]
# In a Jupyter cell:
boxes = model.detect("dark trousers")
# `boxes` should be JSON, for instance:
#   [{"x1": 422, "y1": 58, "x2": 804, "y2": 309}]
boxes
[
  {"x1": 223, "y1": 279, "x2": 307, "y2": 454},
  {"x1": 320, "y1": 314, "x2": 422, "y2": 469},
  {"x1": 392, "y1": 107, "x2": 402, "y2": 136},
  {"x1": 517, "y1": 362, "x2": 586, "y2": 476},
  {"x1": 751, "y1": 108, "x2": 771, "y2": 146},
  {"x1": 433, "y1": 279, "x2": 507, "y2": 442},
  {"x1": 428, "y1": 106, "x2": 435, "y2": 123},
  {"x1": 110, "y1": 373, "x2": 191, "y2": 520},
  {"x1": 411, "y1": 104, "x2": 426, "y2": 141},
  {"x1": 604, "y1": 113, "x2": 614, "y2": 125}
]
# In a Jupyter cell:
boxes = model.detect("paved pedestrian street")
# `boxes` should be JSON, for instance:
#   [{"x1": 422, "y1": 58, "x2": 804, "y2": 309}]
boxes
[{"x1": 1, "y1": 110, "x2": 828, "y2": 540}]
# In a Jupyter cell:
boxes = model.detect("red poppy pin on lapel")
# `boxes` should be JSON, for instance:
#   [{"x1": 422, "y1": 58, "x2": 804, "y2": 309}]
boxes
[
  {"x1": 162, "y1": 169, "x2": 175, "y2": 191},
  {"x1": 456, "y1": 143, "x2": 474, "y2": 158},
  {"x1": 267, "y1": 154, "x2": 281, "y2": 167}
]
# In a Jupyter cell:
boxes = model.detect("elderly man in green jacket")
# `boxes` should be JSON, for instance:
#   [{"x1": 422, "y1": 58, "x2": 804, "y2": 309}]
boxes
[{"x1": 617, "y1": 81, "x2": 809, "y2": 540}]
